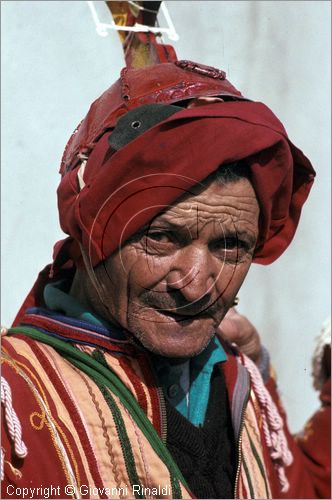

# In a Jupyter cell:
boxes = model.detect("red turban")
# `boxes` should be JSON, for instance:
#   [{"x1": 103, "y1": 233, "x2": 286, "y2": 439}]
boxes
[{"x1": 55, "y1": 60, "x2": 315, "y2": 268}]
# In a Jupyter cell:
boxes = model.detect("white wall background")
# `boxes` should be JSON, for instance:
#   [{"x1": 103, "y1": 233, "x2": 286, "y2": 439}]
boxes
[{"x1": 2, "y1": 1, "x2": 330, "y2": 432}]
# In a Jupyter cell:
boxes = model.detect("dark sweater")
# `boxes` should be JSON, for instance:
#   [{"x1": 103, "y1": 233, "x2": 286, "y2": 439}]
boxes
[{"x1": 166, "y1": 365, "x2": 236, "y2": 499}]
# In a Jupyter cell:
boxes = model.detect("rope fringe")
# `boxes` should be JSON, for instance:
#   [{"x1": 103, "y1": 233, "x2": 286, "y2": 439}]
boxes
[
  {"x1": 1, "y1": 326, "x2": 8, "y2": 336},
  {"x1": 242, "y1": 355, "x2": 293, "y2": 493},
  {"x1": 1, "y1": 376, "x2": 28, "y2": 480}
]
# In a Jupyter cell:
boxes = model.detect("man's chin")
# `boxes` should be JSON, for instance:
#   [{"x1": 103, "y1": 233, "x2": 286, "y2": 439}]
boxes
[
  {"x1": 148, "y1": 341, "x2": 213, "y2": 359},
  {"x1": 128, "y1": 318, "x2": 216, "y2": 359}
]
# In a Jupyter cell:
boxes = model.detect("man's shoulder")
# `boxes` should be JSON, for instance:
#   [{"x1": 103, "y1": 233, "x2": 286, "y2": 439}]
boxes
[{"x1": 2, "y1": 330, "x2": 61, "y2": 375}]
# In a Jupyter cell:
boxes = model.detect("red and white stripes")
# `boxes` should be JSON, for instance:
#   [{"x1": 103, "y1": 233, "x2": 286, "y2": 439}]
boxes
[
  {"x1": 242, "y1": 355, "x2": 293, "y2": 493},
  {"x1": 1, "y1": 376, "x2": 28, "y2": 480}
]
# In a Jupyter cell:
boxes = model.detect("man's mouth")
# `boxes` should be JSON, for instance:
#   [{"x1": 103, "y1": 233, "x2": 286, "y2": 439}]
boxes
[{"x1": 157, "y1": 308, "x2": 211, "y2": 323}]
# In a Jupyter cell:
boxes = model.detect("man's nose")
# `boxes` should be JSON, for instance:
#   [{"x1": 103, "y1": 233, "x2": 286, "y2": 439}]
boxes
[{"x1": 166, "y1": 245, "x2": 217, "y2": 303}]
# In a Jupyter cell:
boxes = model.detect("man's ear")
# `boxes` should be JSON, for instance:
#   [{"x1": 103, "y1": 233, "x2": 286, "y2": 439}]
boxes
[{"x1": 79, "y1": 244, "x2": 109, "y2": 307}]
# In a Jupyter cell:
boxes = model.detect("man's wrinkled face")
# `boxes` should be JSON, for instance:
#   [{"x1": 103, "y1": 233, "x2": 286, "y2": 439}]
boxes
[{"x1": 93, "y1": 177, "x2": 259, "y2": 358}]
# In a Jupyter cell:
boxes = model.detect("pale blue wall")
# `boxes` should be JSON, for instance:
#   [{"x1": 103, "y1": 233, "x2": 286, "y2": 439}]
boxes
[{"x1": 2, "y1": 1, "x2": 330, "y2": 432}]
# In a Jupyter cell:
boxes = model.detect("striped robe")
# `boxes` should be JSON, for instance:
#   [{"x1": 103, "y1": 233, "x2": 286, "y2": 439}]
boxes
[{"x1": 0, "y1": 309, "x2": 322, "y2": 499}]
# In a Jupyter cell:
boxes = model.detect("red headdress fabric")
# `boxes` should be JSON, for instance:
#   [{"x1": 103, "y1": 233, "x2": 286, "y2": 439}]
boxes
[
  {"x1": 55, "y1": 60, "x2": 315, "y2": 269},
  {"x1": 12, "y1": 60, "x2": 315, "y2": 326},
  {"x1": 59, "y1": 61, "x2": 244, "y2": 175}
]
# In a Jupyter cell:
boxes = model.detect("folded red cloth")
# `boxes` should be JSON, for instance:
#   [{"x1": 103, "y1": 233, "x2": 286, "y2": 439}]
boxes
[{"x1": 53, "y1": 60, "x2": 314, "y2": 268}]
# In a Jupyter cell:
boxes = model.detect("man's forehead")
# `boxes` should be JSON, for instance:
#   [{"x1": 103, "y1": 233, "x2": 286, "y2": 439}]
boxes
[{"x1": 149, "y1": 178, "x2": 259, "y2": 226}]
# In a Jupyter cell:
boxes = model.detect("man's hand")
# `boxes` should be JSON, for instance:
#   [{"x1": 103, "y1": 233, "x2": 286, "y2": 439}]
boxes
[{"x1": 217, "y1": 308, "x2": 262, "y2": 364}]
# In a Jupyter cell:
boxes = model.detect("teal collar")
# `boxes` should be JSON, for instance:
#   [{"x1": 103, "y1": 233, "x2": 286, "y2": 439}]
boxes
[
  {"x1": 43, "y1": 280, "x2": 111, "y2": 329},
  {"x1": 152, "y1": 336, "x2": 227, "y2": 426}
]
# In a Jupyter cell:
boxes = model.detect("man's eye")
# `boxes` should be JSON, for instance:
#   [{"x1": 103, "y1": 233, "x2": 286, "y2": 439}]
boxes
[
  {"x1": 146, "y1": 231, "x2": 174, "y2": 244},
  {"x1": 142, "y1": 230, "x2": 178, "y2": 255},
  {"x1": 210, "y1": 237, "x2": 251, "y2": 260},
  {"x1": 225, "y1": 237, "x2": 242, "y2": 249},
  {"x1": 211, "y1": 237, "x2": 238, "y2": 250}
]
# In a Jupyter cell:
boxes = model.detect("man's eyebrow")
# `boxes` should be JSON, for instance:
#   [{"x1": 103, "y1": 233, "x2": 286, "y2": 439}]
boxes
[
  {"x1": 136, "y1": 211, "x2": 185, "y2": 230},
  {"x1": 144, "y1": 217, "x2": 257, "y2": 244},
  {"x1": 223, "y1": 230, "x2": 257, "y2": 248},
  {"x1": 148, "y1": 218, "x2": 185, "y2": 229}
]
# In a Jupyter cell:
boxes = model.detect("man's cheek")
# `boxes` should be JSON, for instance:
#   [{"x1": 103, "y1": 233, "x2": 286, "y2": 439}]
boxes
[
  {"x1": 130, "y1": 258, "x2": 171, "y2": 291},
  {"x1": 215, "y1": 262, "x2": 250, "y2": 300}
]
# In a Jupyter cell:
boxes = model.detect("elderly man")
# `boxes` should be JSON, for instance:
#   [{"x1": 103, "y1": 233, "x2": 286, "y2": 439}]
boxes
[{"x1": 1, "y1": 57, "x2": 328, "y2": 500}]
